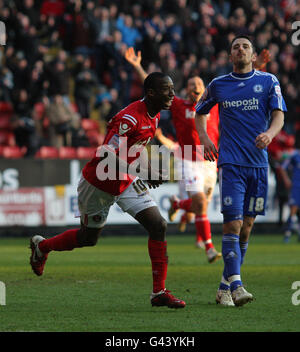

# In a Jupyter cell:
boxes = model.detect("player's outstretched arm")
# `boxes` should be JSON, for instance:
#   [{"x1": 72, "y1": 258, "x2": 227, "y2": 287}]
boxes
[
  {"x1": 125, "y1": 47, "x2": 148, "y2": 83},
  {"x1": 254, "y1": 49, "x2": 270, "y2": 70},
  {"x1": 155, "y1": 128, "x2": 177, "y2": 150},
  {"x1": 195, "y1": 113, "x2": 218, "y2": 161},
  {"x1": 255, "y1": 109, "x2": 284, "y2": 149}
]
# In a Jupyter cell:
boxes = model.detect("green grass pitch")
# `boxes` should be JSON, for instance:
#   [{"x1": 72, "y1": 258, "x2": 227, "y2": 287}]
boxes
[{"x1": 0, "y1": 234, "x2": 299, "y2": 332}]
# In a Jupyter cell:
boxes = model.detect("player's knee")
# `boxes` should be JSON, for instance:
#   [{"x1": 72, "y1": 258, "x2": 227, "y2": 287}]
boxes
[
  {"x1": 157, "y1": 217, "x2": 168, "y2": 234},
  {"x1": 150, "y1": 217, "x2": 167, "y2": 240},
  {"x1": 84, "y1": 235, "x2": 99, "y2": 247},
  {"x1": 191, "y1": 193, "x2": 207, "y2": 214},
  {"x1": 78, "y1": 227, "x2": 101, "y2": 247},
  {"x1": 223, "y1": 219, "x2": 243, "y2": 235}
]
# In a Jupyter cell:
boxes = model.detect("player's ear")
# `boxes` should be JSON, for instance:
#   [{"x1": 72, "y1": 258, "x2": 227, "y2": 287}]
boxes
[
  {"x1": 251, "y1": 52, "x2": 257, "y2": 63},
  {"x1": 147, "y1": 88, "x2": 155, "y2": 98}
]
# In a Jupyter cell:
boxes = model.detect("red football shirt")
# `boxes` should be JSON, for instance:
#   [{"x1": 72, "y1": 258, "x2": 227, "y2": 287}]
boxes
[
  {"x1": 82, "y1": 100, "x2": 160, "y2": 196},
  {"x1": 170, "y1": 96, "x2": 219, "y2": 161}
]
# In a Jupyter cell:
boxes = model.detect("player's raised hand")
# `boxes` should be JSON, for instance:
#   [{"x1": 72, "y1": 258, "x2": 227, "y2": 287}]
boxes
[
  {"x1": 125, "y1": 47, "x2": 142, "y2": 67},
  {"x1": 254, "y1": 49, "x2": 271, "y2": 70}
]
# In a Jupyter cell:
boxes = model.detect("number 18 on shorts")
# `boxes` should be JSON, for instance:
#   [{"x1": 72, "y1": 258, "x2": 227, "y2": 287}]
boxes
[{"x1": 219, "y1": 164, "x2": 268, "y2": 221}]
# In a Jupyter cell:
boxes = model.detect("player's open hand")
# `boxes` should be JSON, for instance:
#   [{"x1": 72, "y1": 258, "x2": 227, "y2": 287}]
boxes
[
  {"x1": 255, "y1": 49, "x2": 271, "y2": 70},
  {"x1": 203, "y1": 138, "x2": 218, "y2": 161},
  {"x1": 125, "y1": 47, "x2": 142, "y2": 67}
]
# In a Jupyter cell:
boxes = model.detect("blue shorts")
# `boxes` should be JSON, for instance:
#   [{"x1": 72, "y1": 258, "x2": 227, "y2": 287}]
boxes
[
  {"x1": 219, "y1": 164, "x2": 268, "y2": 222},
  {"x1": 289, "y1": 186, "x2": 300, "y2": 207}
]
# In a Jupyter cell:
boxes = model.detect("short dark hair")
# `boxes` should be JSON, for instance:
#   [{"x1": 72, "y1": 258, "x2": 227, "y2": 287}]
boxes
[
  {"x1": 230, "y1": 35, "x2": 255, "y2": 53},
  {"x1": 144, "y1": 72, "x2": 169, "y2": 93}
]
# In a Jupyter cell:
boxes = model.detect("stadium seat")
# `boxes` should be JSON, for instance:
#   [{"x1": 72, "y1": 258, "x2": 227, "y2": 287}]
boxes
[
  {"x1": 0, "y1": 114, "x2": 12, "y2": 130},
  {"x1": 0, "y1": 131, "x2": 15, "y2": 146},
  {"x1": 86, "y1": 130, "x2": 105, "y2": 147},
  {"x1": 0, "y1": 101, "x2": 13, "y2": 113},
  {"x1": 58, "y1": 146, "x2": 77, "y2": 159},
  {"x1": 81, "y1": 119, "x2": 99, "y2": 131},
  {"x1": 2, "y1": 146, "x2": 26, "y2": 158},
  {"x1": 36, "y1": 146, "x2": 59, "y2": 159},
  {"x1": 77, "y1": 147, "x2": 96, "y2": 159}
]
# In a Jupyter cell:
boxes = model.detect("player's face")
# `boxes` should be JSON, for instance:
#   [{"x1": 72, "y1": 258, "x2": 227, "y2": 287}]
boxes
[
  {"x1": 230, "y1": 38, "x2": 256, "y2": 68},
  {"x1": 186, "y1": 77, "x2": 205, "y2": 103},
  {"x1": 151, "y1": 76, "x2": 175, "y2": 110}
]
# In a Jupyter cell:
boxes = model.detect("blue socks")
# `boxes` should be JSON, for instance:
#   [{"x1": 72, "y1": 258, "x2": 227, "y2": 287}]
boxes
[
  {"x1": 240, "y1": 240, "x2": 248, "y2": 265},
  {"x1": 219, "y1": 234, "x2": 248, "y2": 292}
]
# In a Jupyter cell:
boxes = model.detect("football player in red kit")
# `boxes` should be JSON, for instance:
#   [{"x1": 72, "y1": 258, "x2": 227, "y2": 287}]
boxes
[
  {"x1": 30, "y1": 72, "x2": 186, "y2": 309},
  {"x1": 125, "y1": 47, "x2": 222, "y2": 263}
]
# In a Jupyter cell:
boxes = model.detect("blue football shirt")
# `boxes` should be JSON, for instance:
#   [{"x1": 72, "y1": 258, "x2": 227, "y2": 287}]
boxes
[
  {"x1": 282, "y1": 150, "x2": 300, "y2": 187},
  {"x1": 196, "y1": 69, "x2": 287, "y2": 168}
]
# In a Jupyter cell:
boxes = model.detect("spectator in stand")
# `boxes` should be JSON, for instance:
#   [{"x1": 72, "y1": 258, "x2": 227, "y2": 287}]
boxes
[
  {"x1": 11, "y1": 89, "x2": 39, "y2": 156},
  {"x1": 37, "y1": 14, "x2": 58, "y2": 44},
  {"x1": 45, "y1": 50, "x2": 71, "y2": 104},
  {"x1": 86, "y1": 6, "x2": 116, "y2": 80},
  {"x1": 213, "y1": 50, "x2": 231, "y2": 77},
  {"x1": 28, "y1": 60, "x2": 47, "y2": 105},
  {"x1": 0, "y1": 66, "x2": 13, "y2": 102},
  {"x1": 213, "y1": 0, "x2": 231, "y2": 18},
  {"x1": 162, "y1": 14, "x2": 183, "y2": 54},
  {"x1": 63, "y1": 0, "x2": 92, "y2": 55},
  {"x1": 7, "y1": 55, "x2": 31, "y2": 92},
  {"x1": 116, "y1": 13, "x2": 142, "y2": 48},
  {"x1": 18, "y1": 0, "x2": 40, "y2": 27},
  {"x1": 45, "y1": 95, "x2": 80, "y2": 148},
  {"x1": 95, "y1": 87, "x2": 122, "y2": 124},
  {"x1": 74, "y1": 57, "x2": 98, "y2": 119}
]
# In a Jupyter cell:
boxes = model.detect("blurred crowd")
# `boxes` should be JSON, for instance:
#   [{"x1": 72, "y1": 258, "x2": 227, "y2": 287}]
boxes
[{"x1": 0, "y1": 0, "x2": 299, "y2": 210}]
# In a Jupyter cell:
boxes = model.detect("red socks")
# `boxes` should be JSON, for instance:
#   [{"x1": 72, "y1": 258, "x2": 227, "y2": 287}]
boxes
[
  {"x1": 174, "y1": 198, "x2": 192, "y2": 212},
  {"x1": 38, "y1": 229, "x2": 80, "y2": 253},
  {"x1": 195, "y1": 215, "x2": 213, "y2": 251},
  {"x1": 148, "y1": 239, "x2": 168, "y2": 293}
]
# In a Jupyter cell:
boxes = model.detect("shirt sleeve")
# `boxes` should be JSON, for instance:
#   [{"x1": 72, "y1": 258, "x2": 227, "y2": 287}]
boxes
[
  {"x1": 106, "y1": 114, "x2": 138, "y2": 153},
  {"x1": 195, "y1": 81, "x2": 218, "y2": 115},
  {"x1": 268, "y1": 76, "x2": 287, "y2": 113}
]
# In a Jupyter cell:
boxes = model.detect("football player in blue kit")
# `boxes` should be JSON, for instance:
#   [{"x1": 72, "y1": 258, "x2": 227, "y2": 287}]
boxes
[
  {"x1": 281, "y1": 145, "x2": 300, "y2": 243},
  {"x1": 195, "y1": 35, "x2": 287, "y2": 306}
]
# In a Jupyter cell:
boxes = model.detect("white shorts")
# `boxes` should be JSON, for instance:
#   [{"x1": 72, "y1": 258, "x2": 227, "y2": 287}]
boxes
[
  {"x1": 77, "y1": 175, "x2": 157, "y2": 228},
  {"x1": 176, "y1": 158, "x2": 217, "y2": 201}
]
